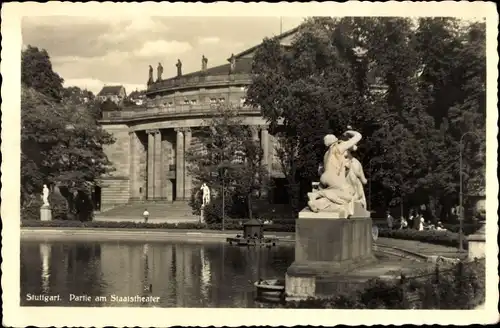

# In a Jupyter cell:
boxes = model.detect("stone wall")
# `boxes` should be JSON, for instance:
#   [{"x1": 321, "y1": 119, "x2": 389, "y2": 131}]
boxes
[
  {"x1": 101, "y1": 124, "x2": 131, "y2": 208},
  {"x1": 100, "y1": 178, "x2": 130, "y2": 211},
  {"x1": 102, "y1": 124, "x2": 130, "y2": 177}
]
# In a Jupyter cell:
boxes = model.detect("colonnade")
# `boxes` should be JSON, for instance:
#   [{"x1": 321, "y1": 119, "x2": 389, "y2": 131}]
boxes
[{"x1": 129, "y1": 125, "x2": 270, "y2": 202}]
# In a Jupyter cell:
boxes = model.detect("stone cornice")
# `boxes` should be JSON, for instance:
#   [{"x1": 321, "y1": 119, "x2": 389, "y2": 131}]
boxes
[{"x1": 174, "y1": 127, "x2": 191, "y2": 133}]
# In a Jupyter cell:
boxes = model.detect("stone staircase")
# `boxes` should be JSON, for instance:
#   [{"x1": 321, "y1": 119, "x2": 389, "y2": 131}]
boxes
[{"x1": 94, "y1": 201, "x2": 200, "y2": 223}]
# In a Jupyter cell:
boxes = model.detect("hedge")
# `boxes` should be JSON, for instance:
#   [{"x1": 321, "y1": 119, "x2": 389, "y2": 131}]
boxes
[
  {"x1": 372, "y1": 219, "x2": 483, "y2": 236},
  {"x1": 20, "y1": 219, "x2": 295, "y2": 232},
  {"x1": 378, "y1": 228, "x2": 468, "y2": 250},
  {"x1": 280, "y1": 259, "x2": 485, "y2": 309}
]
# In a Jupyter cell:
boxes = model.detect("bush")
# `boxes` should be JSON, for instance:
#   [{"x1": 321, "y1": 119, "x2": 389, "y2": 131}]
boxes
[
  {"x1": 203, "y1": 198, "x2": 231, "y2": 224},
  {"x1": 21, "y1": 196, "x2": 44, "y2": 220},
  {"x1": 48, "y1": 191, "x2": 70, "y2": 220},
  {"x1": 282, "y1": 259, "x2": 485, "y2": 309},
  {"x1": 378, "y1": 228, "x2": 468, "y2": 250},
  {"x1": 443, "y1": 222, "x2": 484, "y2": 235}
]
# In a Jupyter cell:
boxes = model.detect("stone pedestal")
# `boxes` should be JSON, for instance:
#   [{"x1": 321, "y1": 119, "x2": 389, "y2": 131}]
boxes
[
  {"x1": 285, "y1": 204, "x2": 375, "y2": 299},
  {"x1": 468, "y1": 221, "x2": 486, "y2": 260},
  {"x1": 40, "y1": 205, "x2": 52, "y2": 221},
  {"x1": 200, "y1": 207, "x2": 205, "y2": 224}
]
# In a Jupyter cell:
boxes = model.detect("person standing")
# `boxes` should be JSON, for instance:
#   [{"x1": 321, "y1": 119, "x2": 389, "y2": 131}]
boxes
[
  {"x1": 418, "y1": 214, "x2": 425, "y2": 231},
  {"x1": 408, "y1": 209, "x2": 415, "y2": 229},
  {"x1": 386, "y1": 210, "x2": 394, "y2": 230},
  {"x1": 399, "y1": 216, "x2": 408, "y2": 229},
  {"x1": 143, "y1": 208, "x2": 150, "y2": 223}
]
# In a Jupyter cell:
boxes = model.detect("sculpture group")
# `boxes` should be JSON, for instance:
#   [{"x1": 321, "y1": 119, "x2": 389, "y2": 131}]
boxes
[{"x1": 307, "y1": 128, "x2": 368, "y2": 217}]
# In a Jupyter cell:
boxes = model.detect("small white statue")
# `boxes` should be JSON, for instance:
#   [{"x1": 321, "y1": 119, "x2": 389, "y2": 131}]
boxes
[
  {"x1": 42, "y1": 184, "x2": 50, "y2": 206},
  {"x1": 201, "y1": 183, "x2": 211, "y2": 206}
]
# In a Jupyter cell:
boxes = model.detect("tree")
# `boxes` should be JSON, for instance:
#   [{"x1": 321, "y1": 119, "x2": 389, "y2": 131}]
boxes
[
  {"x1": 186, "y1": 104, "x2": 268, "y2": 221},
  {"x1": 247, "y1": 17, "x2": 485, "y2": 220},
  {"x1": 21, "y1": 85, "x2": 115, "y2": 216},
  {"x1": 62, "y1": 86, "x2": 95, "y2": 105},
  {"x1": 22, "y1": 45, "x2": 64, "y2": 101},
  {"x1": 247, "y1": 17, "x2": 373, "y2": 213}
]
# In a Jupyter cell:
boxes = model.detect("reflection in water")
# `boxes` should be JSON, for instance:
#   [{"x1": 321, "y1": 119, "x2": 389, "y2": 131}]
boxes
[
  {"x1": 21, "y1": 241, "x2": 294, "y2": 308},
  {"x1": 40, "y1": 243, "x2": 51, "y2": 293},
  {"x1": 200, "y1": 247, "x2": 210, "y2": 301}
]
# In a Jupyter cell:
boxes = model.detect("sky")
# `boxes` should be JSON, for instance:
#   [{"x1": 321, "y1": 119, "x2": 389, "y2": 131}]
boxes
[{"x1": 22, "y1": 16, "x2": 305, "y2": 95}]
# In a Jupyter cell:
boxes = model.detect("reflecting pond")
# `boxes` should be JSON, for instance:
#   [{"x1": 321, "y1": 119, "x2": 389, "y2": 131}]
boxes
[{"x1": 21, "y1": 241, "x2": 294, "y2": 307}]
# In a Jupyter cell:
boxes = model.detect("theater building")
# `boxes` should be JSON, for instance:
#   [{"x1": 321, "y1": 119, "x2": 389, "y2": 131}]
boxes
[{"x1": 97, "y1": 29, "x2": 300, "y2": 212}]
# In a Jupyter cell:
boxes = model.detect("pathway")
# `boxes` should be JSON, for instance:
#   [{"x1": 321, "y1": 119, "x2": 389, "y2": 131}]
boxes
[
  {"x1": 376, "y1": 237, "x2": 467, "y2": 260},
  {"x1": 95, "y1": 202, "x2": 200, "y2": 223}
]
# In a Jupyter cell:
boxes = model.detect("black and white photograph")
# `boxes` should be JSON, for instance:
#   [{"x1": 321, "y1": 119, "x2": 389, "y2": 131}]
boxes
[{"x1": 1, "y1": 2, "x2": 498, "y2": 327}]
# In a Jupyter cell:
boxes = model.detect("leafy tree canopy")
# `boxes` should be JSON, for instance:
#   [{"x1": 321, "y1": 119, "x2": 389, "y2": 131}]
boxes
[
  {"x1": 246, "y1": 17, "x2": 486, "y2": 220},
  {"x1": 22, "y1": 45, "x2": 65, "y2": 101}
]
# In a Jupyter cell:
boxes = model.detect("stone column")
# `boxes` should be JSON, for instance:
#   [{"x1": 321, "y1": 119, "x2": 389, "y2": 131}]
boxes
[
  {"x1": 161, "y1": 137, "x2": 173, "y2": 201},
  {"x1": 147, "y1": 130, "x2": 155, "y2": 200},
  {"x1": 129, "y1": 131, "x2": 141, "y2": 200},
  {"x1": 251, "y1": 125, "x2": 259, "y2": 141},
  {"x1": 260, "y1": 125, "x2": 270, "y2": 167},
  {"x1": 175, "y1": 128, "x2": 185, "y2": 200},
  {"x1": 184, "y1": 128, "x2": 192, "y2": 200},
  {"x1": 260, "y1": 125, "x2": 271, "y2": 198},
  {"x1": 153, "y1": 130, "x2": 162, "y2": 199}
]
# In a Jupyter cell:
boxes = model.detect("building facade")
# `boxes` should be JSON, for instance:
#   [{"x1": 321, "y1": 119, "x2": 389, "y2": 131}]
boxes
[
  {"x1": 97, "y1": 30, "x2": 299, "y2": 211},
  {"x1": 97, "y1": 85, "x2": 127, "y2": 104}
]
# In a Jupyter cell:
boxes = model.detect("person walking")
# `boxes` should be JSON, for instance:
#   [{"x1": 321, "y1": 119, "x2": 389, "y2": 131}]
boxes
[{"x1": 143, "y1": 208, "x2": 150, "y2": 223}]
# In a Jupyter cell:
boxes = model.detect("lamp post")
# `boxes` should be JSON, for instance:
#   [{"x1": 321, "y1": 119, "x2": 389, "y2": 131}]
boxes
[
  {"x1": 222, "y1": 173, "x2": 225, "y2": 231},
  {"x1": 459, "y1": 131, "x2": 481, "y2": 252},
  {"x1": 219, "y1": 165, "x2": 228, "y2": 232},
  {"x1": 368, "y1": 158, "x2": 375, "y2": 211}
]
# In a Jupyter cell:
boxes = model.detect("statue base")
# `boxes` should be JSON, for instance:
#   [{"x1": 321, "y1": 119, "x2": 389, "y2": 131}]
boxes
[
  {"x1": 200, "y1": 207, "x2": 205, "y2": 224},
  {"x1": 40, "y1": 205, "x2": 52, "y2": 221},
  {"x1": 468, "y1": 220, "x2": 486, "y2": 260},
  {"x1": 285, "y1": 207, "x2": 376, "y2": 300}
]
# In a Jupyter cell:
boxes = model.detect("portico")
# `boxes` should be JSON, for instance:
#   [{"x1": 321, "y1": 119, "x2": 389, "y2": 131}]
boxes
[{"x1": 125, "y1": 124, "x2": 272, "y2": 203}]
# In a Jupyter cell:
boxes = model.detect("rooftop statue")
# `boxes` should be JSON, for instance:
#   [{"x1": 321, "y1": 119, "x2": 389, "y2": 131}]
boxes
[
  {"x1": 202, "y1": 55, "x2": 208, "y2": 71},
  {"x1": 307, "y1": 128, "x2": 368, "y2": 217},
  {"x1": 229, "y1": 54, "x2": 236, "y2": 73},
  {"x1": 176, "y1": 59, "x2": 182, "y2": 77},
  {"x1": 157, "y1": 62, "x2": 163, "y2": 82},
  {"x1": 147, "y1": 65, "x2": 154, "y2": 85}
]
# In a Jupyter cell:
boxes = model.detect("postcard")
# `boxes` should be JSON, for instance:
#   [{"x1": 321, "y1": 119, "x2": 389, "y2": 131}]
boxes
[{"x1": 2, "y1": 1, "x2": 499, "y2": 327}]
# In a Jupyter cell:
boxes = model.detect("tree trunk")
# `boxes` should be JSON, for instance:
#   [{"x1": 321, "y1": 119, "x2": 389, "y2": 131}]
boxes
[{"x1": 247, "y1": 193, "x2": 253, "y2": 220}]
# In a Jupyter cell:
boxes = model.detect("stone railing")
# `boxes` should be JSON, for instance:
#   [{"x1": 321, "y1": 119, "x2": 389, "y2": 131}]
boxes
[
  {"x1": 147, "y1": 73, "x2": 252, "y2": 93},
  {"x1": 101, "y1": 103, "x2": 259, "y2": 120}
]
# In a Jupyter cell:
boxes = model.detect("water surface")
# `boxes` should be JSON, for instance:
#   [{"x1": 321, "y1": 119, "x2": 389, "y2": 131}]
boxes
[{"x1": 21, "y1": 241, "x2": 294, "y2": 308}]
